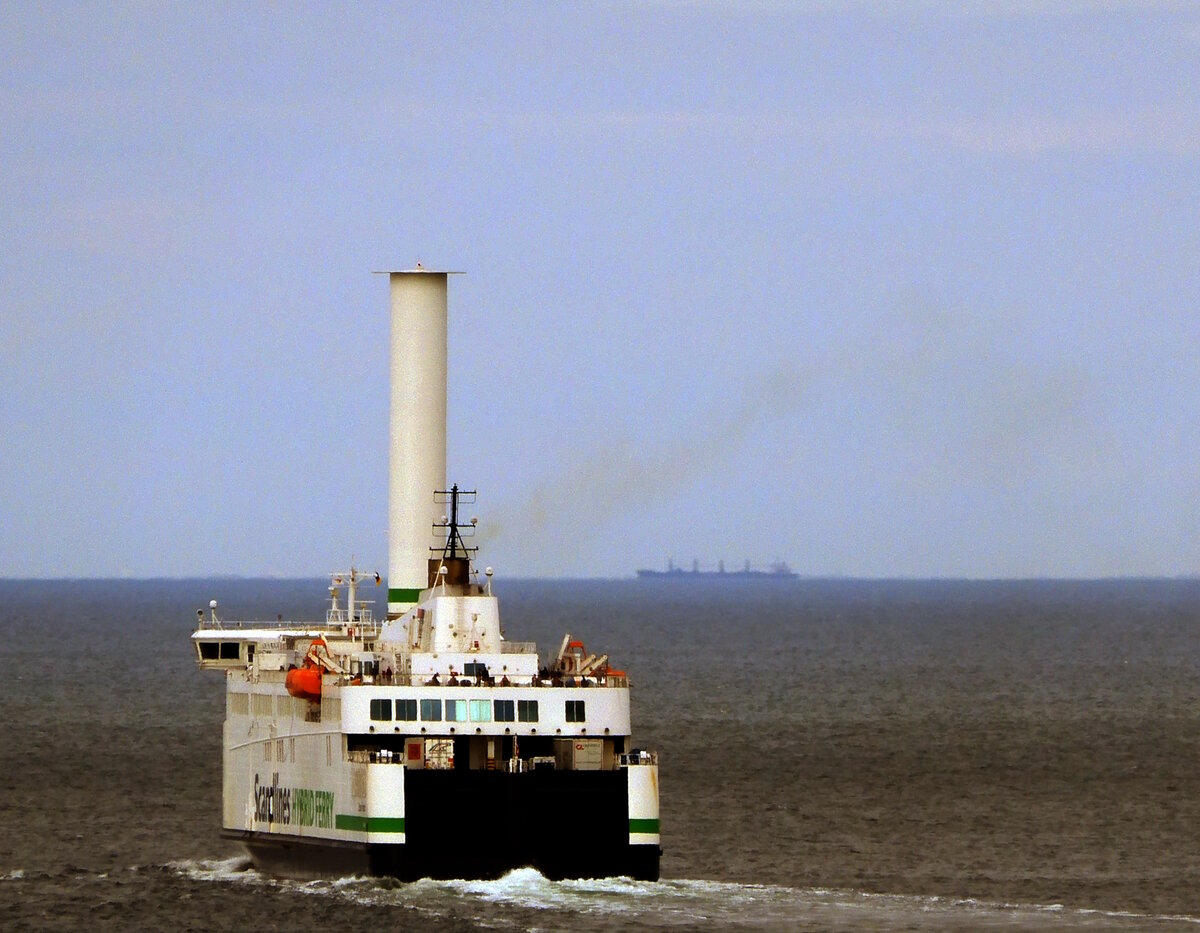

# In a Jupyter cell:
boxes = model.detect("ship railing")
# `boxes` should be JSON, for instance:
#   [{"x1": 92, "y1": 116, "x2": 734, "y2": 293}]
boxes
[
  {"x1": 539, "y1": 674, "x2": 629, "y2": 688},
  {"x1": 619, "y1": 750, "x2": 658, "y2": 767},
  {"x1": 194, "y1": 618, "x2": 343, "y2": 631},
  {"x1": 194, "y1": 617, "x2": 382, "y2": 638},
  {"x1": 365, "y1": 749, "x2": 405, "y2": 764},
  {"x1": 366, "y1": 674, "x2": 630, "y2": 688},
  {"x1": 355, "y1": 752, "x2": 629, "y2": 773},
  {"x1": 326, "y1": 606, "x2": 376, "y2": 627}
]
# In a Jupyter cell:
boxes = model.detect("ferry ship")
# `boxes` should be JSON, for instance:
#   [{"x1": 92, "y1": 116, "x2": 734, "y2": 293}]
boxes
[{"x1": 191, "y1": 270, "x2": 661, "y2": 881}]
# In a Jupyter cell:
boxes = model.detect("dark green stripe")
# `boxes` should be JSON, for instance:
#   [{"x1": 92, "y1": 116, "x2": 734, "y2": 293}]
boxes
[
  {"x1": 387, "y1": 587, "x2": 422, "y2": 604},
  {"x1": 336, "y1": 814, "x2": 406, "y2": 833},
  {"x1": 629, "y1": 818, "x2": 659, "y2": 834}
]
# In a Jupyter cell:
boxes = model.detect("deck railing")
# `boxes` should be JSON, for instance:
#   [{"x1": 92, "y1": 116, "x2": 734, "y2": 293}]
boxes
[
  {"x1": 194, "y1": 617, "x2": 382, "y2": 637},
  {"x1": 357, "y1": 750, "x2": 646, "y2": 772}
]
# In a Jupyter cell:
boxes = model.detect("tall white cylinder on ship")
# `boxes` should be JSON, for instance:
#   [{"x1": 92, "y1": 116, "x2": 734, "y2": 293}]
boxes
[{"x1": 387, "y1": 270, "x2": 448, "y2": 616}]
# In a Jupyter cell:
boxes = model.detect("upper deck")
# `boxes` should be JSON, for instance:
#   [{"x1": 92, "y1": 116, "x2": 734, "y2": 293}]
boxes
[{"x1": 192, "y1": 587, "x2": 627, "y2": 691}]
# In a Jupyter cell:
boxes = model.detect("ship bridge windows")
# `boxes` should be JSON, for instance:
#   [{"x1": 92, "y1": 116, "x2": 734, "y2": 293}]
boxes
[
  {"x1": 565, "y1": 700, "x2": 586, "y2": 722},
  {"x1": 396, "y1": 699, "x2": 417, "y2": 721},
  {"x1": 468, "y1": 699, "x2": 491, "y2": 722},
  {"x1": 369, "y1": 699, "x2": 392, "y2": 721},
  {"x1": 198, "y1": 641, "x2": 242, "y2": 661},
  {"x1": 494, "y1": 700, "x2": 515, "y2": 722},
  {"x1": 518, "y1": 699, "x2": 538, "y2": 722},
  {"x1": 420, "y1": 698, "x2": 442, "y2": 721},
  {"x1": 446, "y1": 699, "x2": 467, "y2": 722}
]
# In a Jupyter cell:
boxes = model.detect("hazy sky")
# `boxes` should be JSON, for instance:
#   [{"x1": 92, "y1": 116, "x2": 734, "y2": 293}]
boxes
[{"x1": 3, "y1": 2, "x2": 1198, "y2": 578}]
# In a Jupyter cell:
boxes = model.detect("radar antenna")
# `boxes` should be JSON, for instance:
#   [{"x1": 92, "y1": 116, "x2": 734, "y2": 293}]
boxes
[
  {"x1": 433, "y1": 484, "x2": 478, "y2": 561},
  {"x1": 428, "y1": 484, "x2": 479, "y2": 589}
]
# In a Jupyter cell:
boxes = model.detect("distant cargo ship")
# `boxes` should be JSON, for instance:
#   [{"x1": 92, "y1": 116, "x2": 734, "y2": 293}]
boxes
[{"x1": 636, "y1": 559, "x2": 797, "y2": 579}]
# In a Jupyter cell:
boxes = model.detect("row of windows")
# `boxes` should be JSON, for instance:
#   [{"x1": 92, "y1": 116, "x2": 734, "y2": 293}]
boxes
[{"x1": 369, "y1": 698, "x2": 580, "y2": 724}]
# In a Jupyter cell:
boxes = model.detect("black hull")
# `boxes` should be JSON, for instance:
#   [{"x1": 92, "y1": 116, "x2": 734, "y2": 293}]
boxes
[
  {"x1": 228, "y1": 769, "x2": 661, "y2": 882},
  {"x1": 231, "y1": 831, "x2": 372, "y2": 878}
]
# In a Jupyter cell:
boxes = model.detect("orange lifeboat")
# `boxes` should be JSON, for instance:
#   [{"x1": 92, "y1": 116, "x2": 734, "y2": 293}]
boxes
[
  {"x1": 286, "y1": 665, "x2": 323, "y2": 700},
  {"x1": 287, "y1": 638, "x2": 335, "y2": 699}
]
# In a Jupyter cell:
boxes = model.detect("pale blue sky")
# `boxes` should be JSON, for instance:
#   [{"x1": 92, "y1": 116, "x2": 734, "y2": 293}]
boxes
[{"x1": 2, "y1": 2, "x2": 1198, "y2": 578}]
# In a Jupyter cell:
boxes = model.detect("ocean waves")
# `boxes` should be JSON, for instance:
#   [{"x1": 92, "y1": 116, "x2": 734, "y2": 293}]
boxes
[{"x1": 163, "y1": 859, "x2": 1200, "y2": 931}]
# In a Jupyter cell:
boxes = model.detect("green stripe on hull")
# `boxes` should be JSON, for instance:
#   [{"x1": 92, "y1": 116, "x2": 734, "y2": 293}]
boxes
[
  {"x1": 335, "y1": 814, "x2": 406, "y2": 833},
  {"x1": 387, "y1": 587, "x2": 422, "y2": 605},
  {"x1": 629, "y1": 818, "x2": 660, "y2": 834}
]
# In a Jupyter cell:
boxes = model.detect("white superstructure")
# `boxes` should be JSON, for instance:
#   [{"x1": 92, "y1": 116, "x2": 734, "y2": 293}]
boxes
[{"x1": 191, "y1": 270, "x2": 661, "y2": 881}]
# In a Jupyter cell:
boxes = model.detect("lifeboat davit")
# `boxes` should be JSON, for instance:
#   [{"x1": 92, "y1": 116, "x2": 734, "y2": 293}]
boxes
[{"x1": 286, "y1": 665, "x2": 323, "y2": 700}]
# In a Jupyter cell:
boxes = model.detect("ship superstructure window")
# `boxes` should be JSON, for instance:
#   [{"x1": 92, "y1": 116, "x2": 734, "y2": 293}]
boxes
[
  {"x1": 494, "y1": 700, "x2": 515, "y2": 722},
  {"x1": 518, "y1": 699, "x2": 538, "y2": 722},
  {"x1": 396, "y1": 699, "x2": 418, "y2": 721},
  {"x1": 464, "y1": 661, "x2": 489, "y2": 680},
  {"x1": 199, "y1": 641, "x2": 241, "y2": 660},
  {"x1": 420, "y1": 699, "x2": 442, "y2": 721},
  {"x1": 446, "y1": 699, "x2": 467, "y2": 722},
  {"x1": 370, "y1": 699, "x2": 392, "y2": 721},
  {"x1": 469, "y1": 699, "x2": 491, "y2": 722},
  {"x1": 565, "y1": 700, "x2": 586, "y2": 722}
]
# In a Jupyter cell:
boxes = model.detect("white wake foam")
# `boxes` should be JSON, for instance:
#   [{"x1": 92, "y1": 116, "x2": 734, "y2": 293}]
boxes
[
  {"x1": 166, "y1": 855, "x2": 257, "y2": 884},
  {"x1": 167, "y1": 860, "x2": 1200, "y2": 929}
]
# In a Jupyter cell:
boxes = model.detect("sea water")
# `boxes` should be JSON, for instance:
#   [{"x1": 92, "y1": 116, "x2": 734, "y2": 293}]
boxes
[{"x1": 2, "y1": 578, "x2": 1200, "y2": 931}]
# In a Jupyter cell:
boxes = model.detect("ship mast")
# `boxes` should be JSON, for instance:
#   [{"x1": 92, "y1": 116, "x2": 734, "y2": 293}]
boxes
[
  {"x1": 429, "y1": 484, "x2": 477, "y2": 589},
  {"x1": 435, "y1": 484, "x2": 477, "y2": 561}
]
